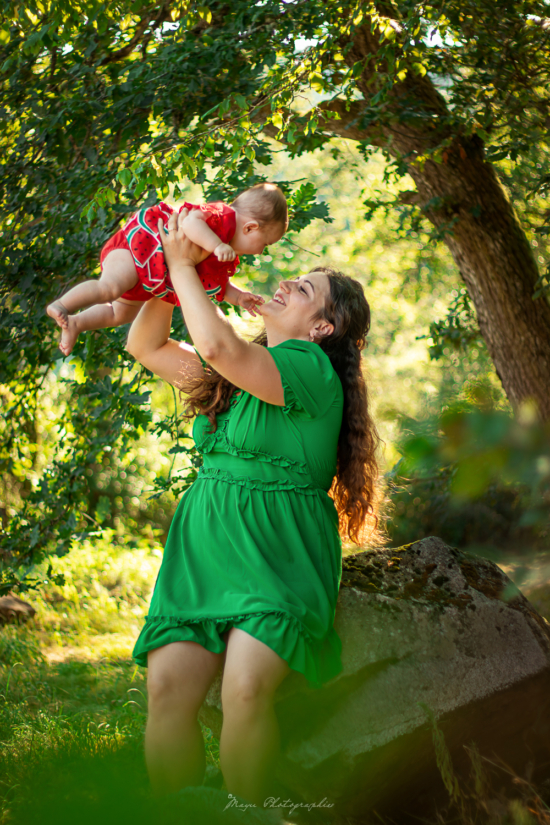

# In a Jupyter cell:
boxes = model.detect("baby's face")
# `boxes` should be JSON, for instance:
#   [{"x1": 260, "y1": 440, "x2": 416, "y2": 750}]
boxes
[{"x1": 232, "y1": 222, "x2": 284, "y2": 256}]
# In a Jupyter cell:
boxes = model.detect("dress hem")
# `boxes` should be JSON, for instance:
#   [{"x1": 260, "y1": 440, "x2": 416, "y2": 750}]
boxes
[{"x1": 132, "y1": 608, "x2": 343, "y2": 689}]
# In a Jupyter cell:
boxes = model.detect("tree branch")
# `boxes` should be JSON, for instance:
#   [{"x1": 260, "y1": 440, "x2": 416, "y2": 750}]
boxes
[
  {"x1": 100, "y1": 4, "x2": 171, "y2": 66},
  {"x1": 255, "y1": 98, "x2": 384, "y2": 146}
]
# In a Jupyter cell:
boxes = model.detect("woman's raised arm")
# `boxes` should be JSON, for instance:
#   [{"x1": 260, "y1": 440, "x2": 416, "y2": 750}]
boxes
[
  {"x1": 126, "y1": 297, "x2": 204, "y2": 388},
  {"x1": 158, "y1": 210, "x2": 286, "y2": 406}
]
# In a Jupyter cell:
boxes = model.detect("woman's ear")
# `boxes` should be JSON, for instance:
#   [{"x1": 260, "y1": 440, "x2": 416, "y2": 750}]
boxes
[
  {"x1": 243, "y1": 220, "x2": 260, "y2": 234},
  {"x1": 309, "y1": 320, "x2": 334, "y2": 342}
]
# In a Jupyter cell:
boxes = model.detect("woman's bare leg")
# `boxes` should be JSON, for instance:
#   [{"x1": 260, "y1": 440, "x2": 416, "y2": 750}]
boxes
[
  {"x1": 220, "y1": 628, "x2": 290, "y2": 806},
  {"x1": 145, "y1": 641, "x2": 224, "y2": 796}
]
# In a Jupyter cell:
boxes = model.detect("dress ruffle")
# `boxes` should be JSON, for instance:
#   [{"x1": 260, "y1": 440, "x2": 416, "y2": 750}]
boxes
[
  {"x1": 197, "y1": 392, "x2": 309, "y2": 474},
  {"x1": 132, "y1": 609, "x2": 343, "y2": 689},
  {"x1": 196, "y1": 467, "x2": 321, "y2": 494},
  {"x1": 278, "y1": 368, "x2": 302, "y2": 414}
]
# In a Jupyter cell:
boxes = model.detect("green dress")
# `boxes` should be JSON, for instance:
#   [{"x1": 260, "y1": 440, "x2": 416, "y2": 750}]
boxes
[{"x1": 132, "y1": 339, "x2": 344, "y2": 688}]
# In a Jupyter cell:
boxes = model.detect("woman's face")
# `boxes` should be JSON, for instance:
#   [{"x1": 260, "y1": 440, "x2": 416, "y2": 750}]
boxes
[{"x1": 260, "y1": 271, "x2": 333, "y2": 343}]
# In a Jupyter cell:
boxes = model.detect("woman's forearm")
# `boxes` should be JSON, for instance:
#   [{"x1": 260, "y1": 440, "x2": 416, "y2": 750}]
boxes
[
  {"x1": 126, "y1": 296, "x2": 204, "y2": 387},
  {"x1": 169, "y1": 261, "x2": 244, "y2": 362},
  {"x1": 154, "y1": 210, "x2": 284, "y2": 403},
  {"x1": 126, "y1": 298, "x2": 174, "y2": 359}
]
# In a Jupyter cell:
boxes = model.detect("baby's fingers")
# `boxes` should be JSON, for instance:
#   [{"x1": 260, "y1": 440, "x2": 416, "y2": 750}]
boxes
[{"x1": 176, "y1": 207, "x2": 189, "y2": 233}]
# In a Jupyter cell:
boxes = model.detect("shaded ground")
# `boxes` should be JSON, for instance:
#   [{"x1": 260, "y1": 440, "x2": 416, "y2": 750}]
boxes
[
  {"x1": 0, "y1": 628, "x2": 221, "y2": 825},
  {"x1": 1, "y1": 538, "x2": 549, "y2": 824}
]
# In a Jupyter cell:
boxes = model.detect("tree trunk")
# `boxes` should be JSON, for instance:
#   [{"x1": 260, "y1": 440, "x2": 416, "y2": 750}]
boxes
[
  {"x1": 324, "y1": 23, "x2": 550, "y2": 417},
  {"x1": 410, "y1": 138, "x2": 550, "y2": 417}
]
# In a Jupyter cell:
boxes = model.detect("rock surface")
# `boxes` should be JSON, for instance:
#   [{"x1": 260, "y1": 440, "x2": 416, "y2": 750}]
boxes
[
  {"x1": 0, "y1": 593, "x2": 36, "y2": 624},
  {"x1": 199, "y1": 537, "x2": 550, "y2": 822}
]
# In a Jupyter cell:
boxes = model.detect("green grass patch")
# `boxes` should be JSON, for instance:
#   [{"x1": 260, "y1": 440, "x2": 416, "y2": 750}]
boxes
[{"x1": 0, "y1": 533, "x2": 220, "y2": 824}]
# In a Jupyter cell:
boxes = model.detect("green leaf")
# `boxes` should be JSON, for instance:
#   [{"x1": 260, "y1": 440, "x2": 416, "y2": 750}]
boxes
[
  {"x1": 70, "y1": 358, "x2": 88, "y2": 385},
  {"x1": 134, "y1": 180, "x2": 146, "y2": 198},
  {"x1": 197, "y1": 5, "x2": 212, "y2": 23},
  {"x1": 117, "y1": 168, "x2": 133, "y2": 186}
]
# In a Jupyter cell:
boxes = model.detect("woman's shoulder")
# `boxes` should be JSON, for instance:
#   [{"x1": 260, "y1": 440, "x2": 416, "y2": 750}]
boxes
[
  {"x1": 267, "y1": 338, "x2": 335, "y2": 369},
  {"x1": 268, "y1": 338, "x2": 326, "y2": 353},
  {"x1": 267, "y1": 339, "x2": 342, "y2": 418}
]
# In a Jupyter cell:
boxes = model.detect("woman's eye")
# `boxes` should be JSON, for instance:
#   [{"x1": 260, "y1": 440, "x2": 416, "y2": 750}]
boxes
[{"x1": 299, "y1": 285, "x2": 306, "y2": 293}]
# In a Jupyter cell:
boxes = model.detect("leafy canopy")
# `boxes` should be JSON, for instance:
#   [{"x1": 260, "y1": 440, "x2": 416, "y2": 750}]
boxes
[{"x1": 1, "y1": 0, "x2": 549, "y2": 589}]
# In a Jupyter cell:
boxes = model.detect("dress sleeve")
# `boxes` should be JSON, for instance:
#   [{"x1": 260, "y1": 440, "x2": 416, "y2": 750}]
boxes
[
  {"x1": 193, "y1": 347, "x2": 207, "y2": 369},
  {"x1": 268, "y1": 340, "x2": 342, "y2": 419}
]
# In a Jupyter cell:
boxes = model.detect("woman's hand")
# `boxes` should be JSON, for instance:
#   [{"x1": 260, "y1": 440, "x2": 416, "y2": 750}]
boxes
[
  {"x1": 153, "y1": 205, "x2": 285, "y2": 406},
  {"x1": 157, "y1": 208, "x2": 205, "y2": 269}
]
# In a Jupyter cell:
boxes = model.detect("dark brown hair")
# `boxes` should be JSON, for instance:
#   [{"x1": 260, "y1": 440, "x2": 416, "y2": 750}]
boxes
[
  {"x1": 231, "y1": 182, "x2": 288, "y2": 230},
  {"x1": 311, "y1": 267, "x2": 381, "y2": 544},
  {"x1": 182, "y1": 267, "x2": 381, "y2": 544}
]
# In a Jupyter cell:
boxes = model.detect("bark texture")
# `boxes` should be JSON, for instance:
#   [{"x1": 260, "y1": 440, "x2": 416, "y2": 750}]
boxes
[{"x1": 310, "y1": 22, "x2": 550, "y2": 416}]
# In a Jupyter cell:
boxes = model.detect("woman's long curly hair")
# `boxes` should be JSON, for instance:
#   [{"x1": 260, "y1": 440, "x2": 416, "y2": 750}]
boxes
[{"x1": 182, "y1": 267, "x2": 381, "y2": 545}]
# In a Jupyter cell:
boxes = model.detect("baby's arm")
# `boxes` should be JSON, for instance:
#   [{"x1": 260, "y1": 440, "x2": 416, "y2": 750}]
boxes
[
  {"x1": 180, "y1": 210, "x2": 236, "y2": 262},
  {"x1": 224, "y1": 282, "x2": 265, "y2": 317}
]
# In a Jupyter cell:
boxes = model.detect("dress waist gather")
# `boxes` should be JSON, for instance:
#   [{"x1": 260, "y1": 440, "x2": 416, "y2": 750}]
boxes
[{"x1": 198, "y1": 451, "x2": 327, "y2": 494}]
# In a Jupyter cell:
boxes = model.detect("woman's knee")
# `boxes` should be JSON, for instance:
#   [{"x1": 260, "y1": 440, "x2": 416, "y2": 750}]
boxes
[
  {"x1": 221, "y1": 629, "x2": 290, "y2": 713},
  {"x1": 147, "y1": 643, "x2": 222, "y2": 715},
  {"x1": 221, "y1": 671, "x2": 278, "y2": 713},
  {"x1": 147, "y1": 669, "x2": 185, "y2": 713}
]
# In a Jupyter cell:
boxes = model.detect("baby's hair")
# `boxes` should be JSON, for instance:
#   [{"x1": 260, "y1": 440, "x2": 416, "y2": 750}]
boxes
[{"x1": 231, "y1": 182, "x2": 288, "y2": 229}]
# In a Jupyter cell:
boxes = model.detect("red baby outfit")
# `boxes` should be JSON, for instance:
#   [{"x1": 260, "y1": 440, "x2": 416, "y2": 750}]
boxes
[{"x1": 99, "y1": 201, "x2": 239, "y2": 306}]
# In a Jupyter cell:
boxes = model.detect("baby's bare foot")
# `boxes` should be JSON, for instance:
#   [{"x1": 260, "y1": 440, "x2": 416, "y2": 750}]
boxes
[
  {"x1": 59, "y1": 316, "x2": 79, "y2": 357},
  {"x1": 47, "y1": 300, "x2": 69, "y2": 329}
]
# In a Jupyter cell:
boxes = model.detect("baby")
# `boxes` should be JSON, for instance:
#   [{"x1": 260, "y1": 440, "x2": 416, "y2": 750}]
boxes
[{"x1": 47, "y1": 182, "x2": 288, "y2": 356}]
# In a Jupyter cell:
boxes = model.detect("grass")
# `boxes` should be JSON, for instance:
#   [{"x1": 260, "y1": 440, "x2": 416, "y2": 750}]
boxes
[
  {"x1": 1, "y1": 532, "x2": 550, "y2": 824},
  {"x1": 0, "y1": 533, "x2": 221, "y2": 825}
]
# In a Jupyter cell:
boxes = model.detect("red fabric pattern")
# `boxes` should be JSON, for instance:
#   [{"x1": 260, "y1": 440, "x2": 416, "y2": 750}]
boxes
[{"x1": 101, "y1": 201, "x2": 239, "y2": 306}]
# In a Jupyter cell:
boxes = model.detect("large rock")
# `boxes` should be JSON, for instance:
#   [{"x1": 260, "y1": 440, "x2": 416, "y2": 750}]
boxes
[
  {"x1": 199, "y1": 537, "x2": 550, "y2": 822},
  {"x1": 0, "y1": 593, "x2": 36, "y2": 624}
]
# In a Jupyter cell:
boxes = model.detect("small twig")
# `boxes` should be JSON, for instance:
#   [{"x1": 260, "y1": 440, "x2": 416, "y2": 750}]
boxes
[
  {"x1": 283, "y1": 238, "x2": 321, "y2": 257},
  {"x1": 391, "y1": 474, "x2": 446, "y2": 485},
  {"x1": 80, "y1": 511, "x2": 99, "y2": 526}
]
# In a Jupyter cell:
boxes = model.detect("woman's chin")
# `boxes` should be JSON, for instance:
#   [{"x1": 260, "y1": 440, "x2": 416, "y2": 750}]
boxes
[{"x1": 258, "y1": 300, "x2": 277, "y2": 316}]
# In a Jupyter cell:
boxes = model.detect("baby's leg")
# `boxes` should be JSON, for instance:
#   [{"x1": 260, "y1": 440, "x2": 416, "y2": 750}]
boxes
[
  {"x1": 47, "y1": 249, "x2": 138, "y2": 330},
  {"x1": 58, "y1": 300, "x2": 142, "y2": 357}
]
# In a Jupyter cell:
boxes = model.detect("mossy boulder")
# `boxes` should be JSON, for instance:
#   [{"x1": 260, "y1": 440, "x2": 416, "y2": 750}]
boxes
[{"x1": 200, "y1": 537, "x2": 550, "y2": 823}]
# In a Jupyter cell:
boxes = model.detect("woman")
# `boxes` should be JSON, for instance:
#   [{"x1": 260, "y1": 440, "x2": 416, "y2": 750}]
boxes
[{"x1": 126, "y1": 208, "x2": 380, "y2": 807}]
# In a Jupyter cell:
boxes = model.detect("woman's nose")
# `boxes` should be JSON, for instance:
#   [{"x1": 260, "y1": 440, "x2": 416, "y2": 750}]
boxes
[{"x1": 279, "y1": 280, "x2": 291, "y2": 292}]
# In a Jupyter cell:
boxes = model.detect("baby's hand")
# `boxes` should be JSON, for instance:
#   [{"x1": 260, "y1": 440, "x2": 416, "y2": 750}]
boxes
[
  {"x1": 237, "y1": 291, "x2": 265, "y2": 317},
  {"x1": 214, "y1": 243, "x2": 236, "y2": 262}
]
